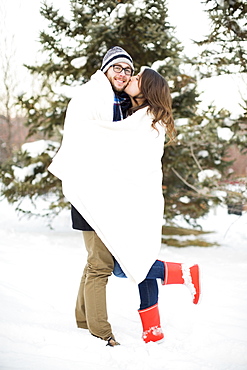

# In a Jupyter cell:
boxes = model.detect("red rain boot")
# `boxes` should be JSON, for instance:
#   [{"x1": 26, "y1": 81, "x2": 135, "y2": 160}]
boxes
[
  {"x1": 138, "y1": 303, "x2": 164, "y2": 343},
  {"x1": 162, "y1": 262, "x2": 201, "y2": 304}
]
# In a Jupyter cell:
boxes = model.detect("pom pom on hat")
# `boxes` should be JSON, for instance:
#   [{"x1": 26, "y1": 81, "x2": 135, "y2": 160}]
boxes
[{"x1": 101, "y1": 46, "x2": 134, "y2": 73}]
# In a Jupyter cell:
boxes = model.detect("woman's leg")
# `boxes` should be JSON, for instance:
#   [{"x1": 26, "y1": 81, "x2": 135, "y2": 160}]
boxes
[
  {"x1": 137, "y1": 261, "x2": 164, "y2": 343},
  {"x1": 138, "y1": 279, "x2": 158, "y2": 310},
  {"x1": 139, "y1": 260, "x2": 201, "y2": 305},
  {"x1": 113, "y1": 258, "x2": 200, "y2": 343},
  {"x1": 138, "y1": 260, "x2": 164, "y2": 310},
  {"x1": 114, "y1": 259, "x2": 200, "y2": 305}
]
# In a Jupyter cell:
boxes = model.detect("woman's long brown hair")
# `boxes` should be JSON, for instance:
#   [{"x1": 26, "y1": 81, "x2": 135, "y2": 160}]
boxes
[{"x1": 131, "y1": 68, "x2": 176, "y2": 144}]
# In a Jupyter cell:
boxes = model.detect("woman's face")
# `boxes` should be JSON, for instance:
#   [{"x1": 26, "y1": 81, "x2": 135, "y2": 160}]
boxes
[{"x1": 124, "y1": 73, "x2": 142, "y2": 98}]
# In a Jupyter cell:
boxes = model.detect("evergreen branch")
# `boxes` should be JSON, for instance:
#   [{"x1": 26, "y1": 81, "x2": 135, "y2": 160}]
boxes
[
  {"x1": 171, "y1": 167, "x2": 201, "y2": 194},
  {"x1": 190, "y1": 144, "x2": 203, "y2": 171}
]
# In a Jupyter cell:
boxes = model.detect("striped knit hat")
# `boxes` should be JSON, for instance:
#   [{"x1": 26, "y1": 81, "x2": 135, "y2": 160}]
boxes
[{"x1": 100, "y1": 46, "x2": 134, "y2": 74}]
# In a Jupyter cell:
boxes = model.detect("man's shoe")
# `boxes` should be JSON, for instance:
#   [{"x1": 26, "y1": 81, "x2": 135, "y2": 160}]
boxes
[{"x1": 106, "y1": 337, "x2": 120, "y2": 347}]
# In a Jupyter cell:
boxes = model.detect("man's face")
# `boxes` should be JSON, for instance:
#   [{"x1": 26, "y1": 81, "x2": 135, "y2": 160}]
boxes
[{"x1": 105, "y1": 62, "x2": 132, "y2": 92}]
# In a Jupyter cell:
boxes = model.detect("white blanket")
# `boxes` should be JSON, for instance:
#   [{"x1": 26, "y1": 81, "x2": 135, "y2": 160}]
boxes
[{"x1": 49, "y1": 71, "x2": 165, "y2": 284}]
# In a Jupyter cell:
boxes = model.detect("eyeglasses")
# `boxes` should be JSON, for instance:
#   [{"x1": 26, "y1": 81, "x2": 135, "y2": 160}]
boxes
[{"x1": 112, "y1": 64, "x2": 133, "y2": 76}]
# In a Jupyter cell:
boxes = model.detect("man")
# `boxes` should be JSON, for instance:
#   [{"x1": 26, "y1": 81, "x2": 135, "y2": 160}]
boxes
[{"x1": 50, "y1": 46, "x2": 134, "y2": 347}]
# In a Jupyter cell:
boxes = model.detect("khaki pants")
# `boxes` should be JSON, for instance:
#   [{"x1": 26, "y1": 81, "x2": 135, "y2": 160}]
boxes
[{"x1": 75, "y1": 231, "x2": 115, "y2": 341}]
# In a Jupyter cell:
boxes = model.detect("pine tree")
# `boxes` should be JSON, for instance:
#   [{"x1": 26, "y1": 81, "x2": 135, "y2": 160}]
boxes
[
  {"x1": 195, "y1": 0, "x2": 247, "y2": 76},
  {"x1": 163, "y1": 105, "x2": 247, "y2": 223},
  {"x1": 191, "y1": 0, "x2": 247, "y2": 217},
  {"x1": 0, "y1": 0, "x2": 245, "y2": 225}
]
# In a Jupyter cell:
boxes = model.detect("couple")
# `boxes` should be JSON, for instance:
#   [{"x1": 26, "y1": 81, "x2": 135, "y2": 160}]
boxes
[{"x1": 49, "y1": 46, "x2": 201, "y2": 346}]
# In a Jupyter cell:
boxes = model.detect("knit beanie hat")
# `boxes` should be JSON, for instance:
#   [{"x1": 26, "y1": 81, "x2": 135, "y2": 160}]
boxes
[{"x1": 100, "y1": 46, "x2": 134, "y2": 73}]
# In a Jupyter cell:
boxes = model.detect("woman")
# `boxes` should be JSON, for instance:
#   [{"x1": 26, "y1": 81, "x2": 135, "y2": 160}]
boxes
[
  {"x1": 49, "y1": 68, "x2": 200, "y2": 345},
  {"x1": 111, "y1": 68, "x2": 200, "y2": 344}
]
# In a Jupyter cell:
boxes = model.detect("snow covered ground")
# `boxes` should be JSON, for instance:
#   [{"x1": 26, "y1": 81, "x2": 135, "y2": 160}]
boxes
[{"x1": 0, "y1": 198, "x2": 247, "y2": 370}]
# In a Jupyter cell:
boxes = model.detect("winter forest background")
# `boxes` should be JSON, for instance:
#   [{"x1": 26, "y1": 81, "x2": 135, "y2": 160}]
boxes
[
  {"x1": 0, "y1": 0, "x2": 246, "y2": 224},
  {"x1": 0, "y1": 1, "x2": 247, "y2": 369}
]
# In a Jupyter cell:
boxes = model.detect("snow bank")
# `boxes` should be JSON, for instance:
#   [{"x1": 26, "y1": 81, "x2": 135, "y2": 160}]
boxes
[{"x1": 0, "y1": 199, "x2": 247, "y2": 370}]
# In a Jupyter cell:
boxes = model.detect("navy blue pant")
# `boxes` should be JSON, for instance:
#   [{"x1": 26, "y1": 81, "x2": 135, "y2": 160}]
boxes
[{"x1": 113, "y1": 259, "x2": 164, "y2": 310}]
